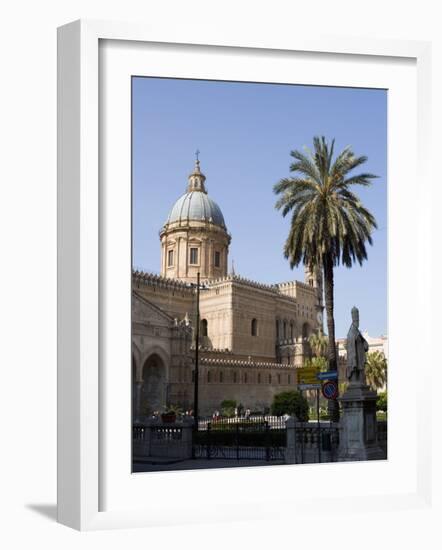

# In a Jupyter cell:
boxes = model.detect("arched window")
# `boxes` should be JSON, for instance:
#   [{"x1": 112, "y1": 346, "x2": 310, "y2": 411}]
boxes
[
  {"x1": 278, "y1": 374, "x2": 281, "y2": 384},
  {"x1": 201, "y1": 319, "x2": 208, "y2": 337},
  {"x1": 258, "y1": 373, "x2": 261, "y2": 384},
  {"x1": 219, "y1": 371, "x2": 223, "y2": 383},
  {"x1": 251, "y1": 318, "x2": 258, "y2": 336},
  {"x1": 207, "y1": 370, "x2": 211, "y2": 383},
  {"x1": 189, "y1": 247, "x2": 199, "y2": 265},
  {"x1": 268, "y1": 374, "x2": 272, "y2": 384},
  {"x1": 167, "y1": 249, "x2": 174, "y2": 267},
  {"x1": 275, "y1": 319, "x2": 280, "y2": 340},
  {"x1": 233, "y1": 371, "x2": 237, "y2": 383},
  {"x1": 283, "y1": 321, "x2": 287, "y2": 339},
  {"x1": 290, "y1": 321, "x2": 294, "y2": 340},
  {"x1": 244, "y1": 372, "x2": 248, "y2": 383}
]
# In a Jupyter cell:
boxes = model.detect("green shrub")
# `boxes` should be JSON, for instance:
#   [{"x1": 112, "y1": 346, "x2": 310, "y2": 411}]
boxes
[
  {"x1": 220, "y1": 399, "x2": 237, "y2": 418},
  {"x1": 271, "y1": 391, "x2": 309, "y2": 421},
  {"x1": 376, "y1": 391, "x2": 387, "y2": 412}
]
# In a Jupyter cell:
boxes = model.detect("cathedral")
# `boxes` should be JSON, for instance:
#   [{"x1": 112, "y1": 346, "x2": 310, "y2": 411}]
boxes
[{"x1": 132, "y1": 158, "x2": 324, "y2": 417}]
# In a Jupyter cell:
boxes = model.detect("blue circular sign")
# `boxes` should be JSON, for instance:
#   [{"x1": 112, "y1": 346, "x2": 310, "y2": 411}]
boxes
[{"x1": 322, "y1": 380, "x2": 338, "y2": 400}]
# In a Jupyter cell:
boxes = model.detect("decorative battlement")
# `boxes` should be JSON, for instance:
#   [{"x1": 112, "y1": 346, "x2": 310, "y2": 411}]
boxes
[
  {"x1": 276, "y1": 280, "x2": 316, "y2": 294},
  {"x1": 132, "y1": 270, "x2": 316, "y2": 307},
  {"x1": 191, "y1": 346, "x2": 233, "y2": 354},
  {"x1": 200, "y1": 357, "x2": 295, "y2": 370},
  {"x1": 206, "y1": 274, "x2": 279, "y2": 293},
  {"x1": 132, "y1": 270, "x2": 195, "y2": 294}
]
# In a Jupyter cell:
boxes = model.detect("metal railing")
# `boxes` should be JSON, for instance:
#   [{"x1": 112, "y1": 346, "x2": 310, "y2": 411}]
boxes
[{"x1": 193, "y1": 415, "x2": 287, "y2": 462}]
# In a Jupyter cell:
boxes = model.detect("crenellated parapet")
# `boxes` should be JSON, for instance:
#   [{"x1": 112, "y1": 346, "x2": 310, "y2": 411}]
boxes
[
  {"x1": 200, "y1": 357, "x2": 296, "y2": 370},
  {"x1": 133, "y1": 270, "x2": 195, "y2": 294},
  {"x1": 133, "y1": 269, "x2": 318, "y2": 304},
  {"x1": 275, "y1": 279, "x2": 317, "y2": 298}
]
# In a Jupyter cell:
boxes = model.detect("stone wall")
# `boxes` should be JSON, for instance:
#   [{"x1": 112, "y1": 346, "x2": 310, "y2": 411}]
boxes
[{"x1": 197, "y1": 358, "x2": 298, "y2": 416}]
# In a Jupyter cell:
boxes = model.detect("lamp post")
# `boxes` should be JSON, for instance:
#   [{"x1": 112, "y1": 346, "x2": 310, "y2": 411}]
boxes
[{"x1": 193, "y1": 271, "x2": 201, "y2": 426}]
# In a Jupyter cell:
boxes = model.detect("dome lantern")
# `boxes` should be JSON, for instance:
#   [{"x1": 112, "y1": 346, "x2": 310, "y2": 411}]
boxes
[{"x1": 187, "y1": 153, "x2": 207, "y2": 194}]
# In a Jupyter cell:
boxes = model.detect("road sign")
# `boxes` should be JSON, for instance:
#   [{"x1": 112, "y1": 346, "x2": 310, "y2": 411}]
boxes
[
  {"x1": 316, "y1": 371, "x2": 338, "y2": 381},
  {"x1": 298, "y1": 383, "x2": 321, "y2": 391},
  {"x1": 296, "y1": 366, "x2": 320, "y2": 385},
  {"x1": 322, "y1": 380, "x2": 338, "y2": 400}
]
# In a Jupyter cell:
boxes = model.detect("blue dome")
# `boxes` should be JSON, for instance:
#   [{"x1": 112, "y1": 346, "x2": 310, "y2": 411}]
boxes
[{"x1": 166, "y1": 191, "x2": 226, "y2": 228}]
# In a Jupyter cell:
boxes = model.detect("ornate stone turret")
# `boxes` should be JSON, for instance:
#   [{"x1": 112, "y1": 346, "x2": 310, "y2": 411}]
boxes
[
  {"x1": 160, "y1": 156, "x2": 231, "y2": 283},
  {"x1": 187, "y1": 157, "x2": 207, "y2": 193},
  {"x1": 304, "y1": 264, "x2": 324, "y2": 330}
]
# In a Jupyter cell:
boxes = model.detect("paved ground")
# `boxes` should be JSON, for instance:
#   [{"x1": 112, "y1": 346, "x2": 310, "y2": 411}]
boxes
[{"x1": 133, "y1": 457, "x2": 285, "y2": 472}]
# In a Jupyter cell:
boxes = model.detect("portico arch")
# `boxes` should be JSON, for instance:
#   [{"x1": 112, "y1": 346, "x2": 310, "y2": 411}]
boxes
[{"x1": 141, "y1": 352, "x2": 168, "y2": 414}]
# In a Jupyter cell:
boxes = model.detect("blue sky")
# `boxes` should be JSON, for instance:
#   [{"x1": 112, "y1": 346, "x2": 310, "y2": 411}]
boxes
[{"x1": 132, "y1": 77, "x2": 387, "y2": 338}]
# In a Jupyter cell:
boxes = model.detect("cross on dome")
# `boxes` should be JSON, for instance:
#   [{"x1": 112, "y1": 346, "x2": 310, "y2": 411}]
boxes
[{"x1": 187, "y1": 152, "x2": 207, "y2": 193}]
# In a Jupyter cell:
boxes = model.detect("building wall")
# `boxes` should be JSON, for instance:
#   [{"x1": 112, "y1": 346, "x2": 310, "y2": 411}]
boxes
[
  {"x1": 197, "y1": 361, "x2": 298, "y2": 416},
  {"x1": 133, "y1": 271, "x2": 320, "y2": 361},
  {"x1": 132, "y1": 271, "x2": 323, "y2": 416},
  {"x1": 133, "y1": 272, "x2": 195, "y2": 321},
  {"x1": 199, "y1": 282, "x2": 233, "y2": 352},
  {"x1": 132, "y1": 292, "x2": 194, "y2": 415}
]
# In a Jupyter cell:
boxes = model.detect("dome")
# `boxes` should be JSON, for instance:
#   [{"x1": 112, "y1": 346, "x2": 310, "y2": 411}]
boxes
[
  {"x1": 166, "y1": 191, "x2": 226, "y2": 228},
  {"x1": 164, "y1": 158, "x2": 227, "y2": 229}
]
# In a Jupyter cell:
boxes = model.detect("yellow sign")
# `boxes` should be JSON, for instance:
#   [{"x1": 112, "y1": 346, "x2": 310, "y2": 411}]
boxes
[{"x1": 296, "y1": 367, "x2": 320, "y2": 385}]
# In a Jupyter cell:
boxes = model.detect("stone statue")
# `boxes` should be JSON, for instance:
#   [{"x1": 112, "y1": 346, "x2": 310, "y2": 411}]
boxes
[{"x1": 346, "y1": 306, "x2": 368, "y2": 385}]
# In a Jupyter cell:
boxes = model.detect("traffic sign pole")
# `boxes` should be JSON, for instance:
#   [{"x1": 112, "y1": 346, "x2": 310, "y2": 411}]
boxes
[{"x1": 317, "y1": 388, "x2": 321, "y2": 464}]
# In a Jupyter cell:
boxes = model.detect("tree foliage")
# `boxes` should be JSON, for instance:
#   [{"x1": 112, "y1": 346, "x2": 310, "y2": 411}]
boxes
[
  {"x1": 308, "y1": 329, "x2": 328, "y2": 358},
  {"x1": 376, "y1": 390, "x2": 388, "y2": 412},
  {"x1": 274, "y1": 137, "x2": 378, "y2": 422},
  {"x1": 271, "y1": 391, "x2": 309, "y2": 421},
  {"x1": 366, "y1": 351, "x2": 387, "y2": 391},
  {"x1": 303, "y1": 356, "x2": 328, "y2": 372},
  {"x1": 274, "y1": 136, "x2": 378, "y2": 377}
]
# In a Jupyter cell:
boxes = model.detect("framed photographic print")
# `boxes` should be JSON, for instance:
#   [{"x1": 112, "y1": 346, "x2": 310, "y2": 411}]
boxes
[{"x1": 57, "y1": 20, "x2": 433, "y2": 530}]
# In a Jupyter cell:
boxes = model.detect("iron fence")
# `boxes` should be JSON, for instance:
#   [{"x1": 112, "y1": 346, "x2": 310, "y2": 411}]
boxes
[
  {"x1": 193, "y1": 415, "x2": 286, "y2": 462},
  {"x1": 294, "y1": 422, "x2": 340, "y2": 463}
]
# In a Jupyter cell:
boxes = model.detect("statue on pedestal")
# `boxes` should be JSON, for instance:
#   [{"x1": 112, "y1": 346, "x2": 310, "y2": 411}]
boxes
[
  {"x1": 346, "y1": 306, "x2": 369, "y2": 385},
  {"x1": 338, "y1": 306, "x2": 385, "y2": 461}
]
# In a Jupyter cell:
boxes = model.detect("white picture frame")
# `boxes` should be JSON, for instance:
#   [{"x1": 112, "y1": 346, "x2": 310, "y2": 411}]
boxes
[{"x1": 57, "y1": 19, "x2": 433, "y2": 531}]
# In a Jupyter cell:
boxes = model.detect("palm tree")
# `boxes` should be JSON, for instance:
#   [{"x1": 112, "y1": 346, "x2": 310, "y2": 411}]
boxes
[
  {"x1": 365, "y1": 351, "x2": 387, "y2": 391},
  {"x1": 274, "y1": 137, "x2": 378, "y2": 420},
  {"x1": 308, "y1": 329, "x2": 328, "y2": 358}
]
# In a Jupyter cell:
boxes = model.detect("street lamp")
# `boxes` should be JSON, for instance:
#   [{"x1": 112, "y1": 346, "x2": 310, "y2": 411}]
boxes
[
  {"x1": 193, "y1": 272, "x2": 201, "y2": 425},
  {"x1": 190, "y1": 272, "x2": 209, "y2": 428}
]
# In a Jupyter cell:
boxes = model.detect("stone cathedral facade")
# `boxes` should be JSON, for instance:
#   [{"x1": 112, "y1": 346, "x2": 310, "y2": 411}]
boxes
[{"x1": 132, "y1": 159, "x2": 324, "y2": 417}]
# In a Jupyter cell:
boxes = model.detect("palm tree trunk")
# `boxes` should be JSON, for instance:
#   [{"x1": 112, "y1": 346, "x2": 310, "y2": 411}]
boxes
[{"x1": 322, "y1": 255, "x2": 340, "y2": 422}]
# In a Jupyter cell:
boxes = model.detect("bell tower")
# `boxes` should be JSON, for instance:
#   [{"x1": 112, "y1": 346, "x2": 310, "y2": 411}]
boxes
[{"x1": 305, "y1": 264, "x2": 324, "y2": 329}]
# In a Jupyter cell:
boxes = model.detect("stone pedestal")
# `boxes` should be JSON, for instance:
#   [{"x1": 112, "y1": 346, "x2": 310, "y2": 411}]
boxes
[{"x1": 338, "y1": 383, "x2": 384, "y2": 461}]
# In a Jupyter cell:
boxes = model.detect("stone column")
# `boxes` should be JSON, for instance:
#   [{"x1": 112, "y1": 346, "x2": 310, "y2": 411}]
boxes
[
  {"x1": 285, "y1": 416, "x2": 297, "y2": 464},
  {"x1": 208, "y1": 240, "x2": 213, "y2": 279},
  {"x1": 338, "y1": 383, "x2": 384, "y2": 461},
  {"x1": 134, "y1": 381, "x2": 143, "y2": 422},
  {"x1": 176, "y1": 237, "x2": 181, "y2": 278},
  {"x1": 201, "y1": 239, "x2": 207, "y2": 279},
  {"x1": 161, "y1": 240, "x2": 166, "y2": 277},
  {"x1": 181, "y1": 416, "x2": 194, "y2": 459}
]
